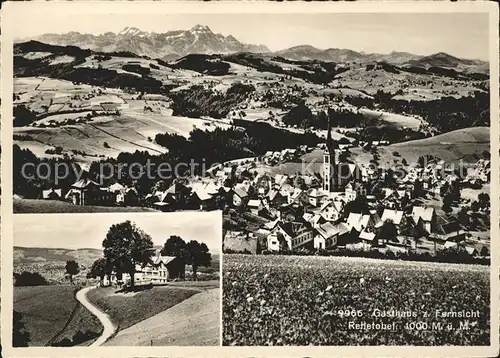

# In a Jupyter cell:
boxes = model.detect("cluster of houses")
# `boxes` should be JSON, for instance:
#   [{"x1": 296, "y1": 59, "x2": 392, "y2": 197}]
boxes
[{"x1": 43, "y1": 179, "x2": 139, "y2": 207}]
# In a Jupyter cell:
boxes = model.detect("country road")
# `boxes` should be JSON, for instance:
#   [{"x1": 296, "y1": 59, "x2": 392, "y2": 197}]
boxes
[{"x1": 76, "y1": 287, "x2": 116, "y2": 346}]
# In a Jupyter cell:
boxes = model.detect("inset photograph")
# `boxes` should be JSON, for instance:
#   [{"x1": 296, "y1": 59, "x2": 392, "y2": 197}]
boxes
[{"x1": 12, "y1": 211, "x2": 221, "y2": 347}]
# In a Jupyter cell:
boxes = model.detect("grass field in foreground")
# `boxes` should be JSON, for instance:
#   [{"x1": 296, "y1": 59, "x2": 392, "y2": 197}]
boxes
[
  {"x1": 13, "y1": 285, "x2": 102, "y2": 346},
  {"x1": 86, "y1": 286, "x2": 199, "y2": 331},
  {"x1": 223, "y1": 254, "x2": 490, "y2": 346},
  {"x1": 14, "y1": 198, "x2": 158, "y2": 214},
  {"x1": 104, "y1": 288, "x2": 221, "y2": 346}
]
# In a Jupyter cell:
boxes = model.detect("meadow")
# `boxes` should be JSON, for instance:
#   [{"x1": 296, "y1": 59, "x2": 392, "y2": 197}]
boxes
[
  {"x1": 14, "y1": 198, "x2": 159, "y2": 214},
  {"x1": 13, "y1": 285, "x2": 102, "y2": 346},
  {"x1": 86, "y1": 285, "x2": 199, "y2": 332},
  {"x1": 223, "y1": 254, "x2": 490, "y2": 346}
]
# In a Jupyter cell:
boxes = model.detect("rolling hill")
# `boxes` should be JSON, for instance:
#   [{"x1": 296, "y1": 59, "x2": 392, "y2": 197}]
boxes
[
  {"x1": 13, "y1": 40, "x2": 490, "y2": 189},
  {"x1": 350, "y1": 126, "x2": 490, "y2": 167},
  {"x1": 14, "y1": 246, "x2": 103, "y2": 265}
]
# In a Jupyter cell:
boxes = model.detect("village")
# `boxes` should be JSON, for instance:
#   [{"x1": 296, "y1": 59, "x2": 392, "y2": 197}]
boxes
[{"x1": 38, "y1": 116, "x2": 491, "y2": 263}]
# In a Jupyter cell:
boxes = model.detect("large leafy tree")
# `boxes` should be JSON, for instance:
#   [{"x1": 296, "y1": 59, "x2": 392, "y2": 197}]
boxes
[
  {"x1": 65, "y1": 260, "x2": 79, "y2": 285},
  {"x1": 102, "y1": 220, "x2": 154, "y2": 288},
  {"x1": 186, "y1": 240, "x2": 212, "y2": 280},
  {"x1": 90, "y1": 258, "x2": 113, "y2": 286},
  {"x1": 378, "y1": 219, "x2": 398, "y2": 244},
  {"x1": 161, "y1": 236, "x2": 212, "y2": 280}
]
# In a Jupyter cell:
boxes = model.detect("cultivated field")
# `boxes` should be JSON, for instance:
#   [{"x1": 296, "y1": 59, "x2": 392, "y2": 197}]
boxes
[
  {"x1": 13, "y1": 285, "x2": 102, "y2": 346},
  {"x1": 223, "y1": 254, "x2": 490, "y2": 346}
]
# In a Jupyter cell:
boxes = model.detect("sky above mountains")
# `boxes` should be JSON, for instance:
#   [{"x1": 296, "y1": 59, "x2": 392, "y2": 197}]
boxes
[
  {"x1": 13, "y1": 13, "x2": 489, "y2": 61},
  {"x1": 14, "y1": 212, "x2": 222, "y2": 252}
]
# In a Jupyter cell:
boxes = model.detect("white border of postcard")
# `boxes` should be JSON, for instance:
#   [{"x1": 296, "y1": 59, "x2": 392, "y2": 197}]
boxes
[{"x1": 2, "y1": 1, "x2": 499, "y2": 357}]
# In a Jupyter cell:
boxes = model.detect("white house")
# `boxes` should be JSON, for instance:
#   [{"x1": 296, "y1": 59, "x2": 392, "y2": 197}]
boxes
[
  {"x1": 232, "y1": 187, "x2": 249, "y2": 207},
  {"x1": 345, "y1": 182, "x2": 365, "y2": 202},
  {"x1": 267, "y1": 221, "x2": 313, "y2": 252},
  {"x1": 346, "y1": 212, "x2": 381, "y2": 232},
  {"x1": 248, "y1": 199, "x2": 264, "y2": 215},
  {"x1": 314, "y1": 222, "x2": 343, "y2": 250},
  {"x1": 318, "y1": 199, "x2": 344, "y2": 223},
  {"x1": 307, "y1": 188, "x2": 326, "y2": 207},
  {"x1": 411, "y1": 206, "x2": 436, "y2": 233}
]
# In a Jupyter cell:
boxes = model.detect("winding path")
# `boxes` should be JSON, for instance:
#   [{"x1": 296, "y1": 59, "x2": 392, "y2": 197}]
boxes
[{"x1": 75, "y1": 287, "x2": 116, "y2": 346}]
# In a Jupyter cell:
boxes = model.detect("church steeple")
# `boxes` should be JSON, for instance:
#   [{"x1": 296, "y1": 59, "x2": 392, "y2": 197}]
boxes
[
  {"x1": 326, "y1": 114, "x2": 332, "y2": 149},
  {"x1": 325, "y1": 114, "x2": 339, "y2": 155}
]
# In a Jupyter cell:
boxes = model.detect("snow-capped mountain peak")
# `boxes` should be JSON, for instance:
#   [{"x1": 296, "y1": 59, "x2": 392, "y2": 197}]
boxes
[
  {"x1": 27, "y1": 25, "x2": 271, "y2": 58},
  {"x1": 189, "y1": 24, "x2": 213, "y2": 34},
  {"x1": 118, "y1": 27, "x2": 150, "y2": 37}
]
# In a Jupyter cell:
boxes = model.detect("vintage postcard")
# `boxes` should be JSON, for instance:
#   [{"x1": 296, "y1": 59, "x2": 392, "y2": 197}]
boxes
[{"x1": 1, "y1": 0, "x2": 499, "y2": 357}]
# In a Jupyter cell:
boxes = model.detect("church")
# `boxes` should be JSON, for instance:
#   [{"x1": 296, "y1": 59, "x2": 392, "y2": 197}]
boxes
[{"x1": 322, "y1": 118, "x2": 360, "y2": 197}]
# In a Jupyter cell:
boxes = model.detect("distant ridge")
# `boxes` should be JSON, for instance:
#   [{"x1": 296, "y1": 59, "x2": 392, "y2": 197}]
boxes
[{"x1": 22, "y1": 26, "x2": 487, "y2": 73}]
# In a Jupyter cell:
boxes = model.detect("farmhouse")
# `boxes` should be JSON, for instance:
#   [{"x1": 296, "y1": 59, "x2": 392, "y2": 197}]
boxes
[
  {"x1": 65, "y1": 179, "x2": 115, "y2": 206},
  {"x1": 123, "y1": 252, "x2": 185, "y2": 286},
  {"x1": 115, "y1": 187, "x2": 140, "y2": 206}
]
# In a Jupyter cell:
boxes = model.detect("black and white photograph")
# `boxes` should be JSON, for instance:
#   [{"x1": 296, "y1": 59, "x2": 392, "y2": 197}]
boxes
[
  {"x1": 12, "y1": 211, "x2": 221, "y2": 347},
  {"x1": 1, "y1": 0, "x2": 499, "y2": 356}
]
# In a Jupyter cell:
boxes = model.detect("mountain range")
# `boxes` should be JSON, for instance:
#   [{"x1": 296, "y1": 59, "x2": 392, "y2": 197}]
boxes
[
  {"x1": 26, "y1": 25, "x2": 269, "y2": 61},
  {"x1": 23, "y1": 25, "x2": 487, "y2": 71}
]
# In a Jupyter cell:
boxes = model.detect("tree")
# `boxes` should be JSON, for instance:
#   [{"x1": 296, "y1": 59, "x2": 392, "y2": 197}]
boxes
[
  {"x1": 478, "y1": 193, "x2": 490, "y2": 209},
  {"x1": 442, "y1": 193, "x2": 453, "y2": 212},
  {"x1": 480, "y1": 246, "x2": 489, "y2": 257},
  {"x1": 413, "y1": 179, "x2": 424, "y2": 198},
  {"x1": 470, "y1": 200, "x2": 480, "y2": 212},
  {"x1": 186, "y1": 240, "x2": 212, "y2": 280},
  {"x1": 13, "y1": 105, "x2": 37, "y2": 127},
  {"x1": 343, "y1": 197, "x2": 370, "y2": 217},
  {"x1": 457, "y1": 207, "x2": 469, "y2": 229},
  {"x1": 90, "y1": 258, "x2": 112, "y2": 286},
  {"x1": 161, "y1": 236, "x2": 212, "y2": 280},
  {"x1": 65, "y1": 260, "x2": 80, "y2": 285},
  {"x1": 13, "y1": 311, "x2": 31, "y2": 347},
  {"x1": 102, "y1": 221, "x2": 154, "y2": 288},
  {"x1": 379, "y1": 219, "x2": 398, "y2": 244},
  {"x1": 161, "y1": 235, "x2": 189, "y2": 259},
  {"x1": 14, "y1": 271, "x2": 48, "y2": 286}
]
